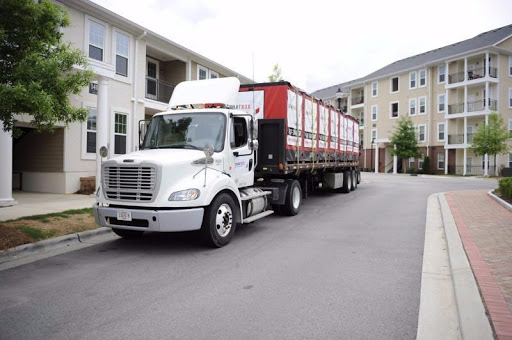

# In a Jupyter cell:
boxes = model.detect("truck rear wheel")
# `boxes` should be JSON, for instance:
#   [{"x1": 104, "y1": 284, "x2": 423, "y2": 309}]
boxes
[
  {"x1": 351, "y1": 170, "x2": 357, "y2": 191},
  {"x1": 337, "y1": 170, "x2": 350, "y2": 193},
  {"x1": 112, "y1": 228, "x2": 144, "y2": 239},
  {"x1": 201, "y1": 193, "x2": 238, "y2": 248},
  {"x1": 282, "y1": 180, "x2": 301, "y2": 216},
  {"x1": 356, "y1": 170, "x2": 361, "y2": 184}
]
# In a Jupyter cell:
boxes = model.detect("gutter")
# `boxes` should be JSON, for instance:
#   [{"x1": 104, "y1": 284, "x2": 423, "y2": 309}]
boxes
[{"x1": 132, "y1": 30, "x2": 147, "y2": 152}]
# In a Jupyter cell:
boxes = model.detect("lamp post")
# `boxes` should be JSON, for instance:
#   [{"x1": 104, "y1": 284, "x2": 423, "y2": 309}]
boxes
[
  {"x1": 371, "y1": 138, "x2": 375, "y2": 171},
  {"x1": 336, "y1": 87, "x2": 343, "y2": 111}
]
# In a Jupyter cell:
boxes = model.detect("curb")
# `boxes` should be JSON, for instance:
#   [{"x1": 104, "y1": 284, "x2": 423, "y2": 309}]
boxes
[
  {"x1": 438, "y1": 194, "x2": 494, "y2": 340},
  {"x1": 0, "y1": 227, "x2": 113, "y2": 263},
  {"x1": 488, "y1": 190, "x2": 512, "y2": 213}
]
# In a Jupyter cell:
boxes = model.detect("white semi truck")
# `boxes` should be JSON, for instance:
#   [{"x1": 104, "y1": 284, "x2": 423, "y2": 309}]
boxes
[{"x1": 93, "y1": 78, "x2": 360, "y2": 247}]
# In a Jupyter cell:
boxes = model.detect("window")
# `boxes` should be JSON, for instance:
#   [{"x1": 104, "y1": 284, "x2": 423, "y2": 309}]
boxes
[
  {"x1": 409, "y1": 72, "x2": 417, "y2": 89},
  {"x1": 419, "y1": 96, "x2": 426, "y2": 114},
  {"x1": 438, "y1": 153, "x2": 445, "y2": 170},
  {"x1": 372, "y1": 81, "x2": 378, "y2": 97},
  {"x1": 438, "y1": 94, "x2": 445, "y2": 112},
  {"x1": 230, "y1": 117, "x2": 248, "y2": 148},
  {"x1": 89, "y1": 20, "x2": 105, "y2": 61},
  {"x1": 419, "y1": 154, "x2": 424, "y2": 169},
  {"x1": 86, "y1": 107, "x2": 97, "y2": 154},
  {"x1": 409, "y1": 157, "x2": 415, "y2": 169},
  {"x1": 371, "y1": 105, "x2": 378, "y2": 121},
  {"x1": 371, "y1": 129, "x2": 377, "y2": 142},
  {"x1": 391, "y1": 102, "x2": 399, "y2": 118},
  {"x1": 509, "y1": 153, "x2": 512, "y2": 168},
  {"x1": 509, "y1": 88, "x2": 512, "y2": 108},
  {"x1": 438, "y1": 65, "x2": 446, "y2": 83},
  {"x1": 115, "y1": 32, "x2": 129, "y2": 76},
  {"x1": 198, "y1": 65, "x2": 208, "y2": 80},
  {"x1": 146, "y1": 59, "x2": 158, "y2": 100},
  {"x1": 438, "y1": 123, "x2": 445, "y2": 141},
  {"x1": 114, "y1": 113, "x2": 127, "y2": 154},
  {"x1": 391, "y1": 77, "x2": 399, "y2": 93},
  {"x1": 359, "y1": 112, "x2": 364, "y2": 126},
  {"x1": 509, "y1": 56, "x2": 512, "y2": 76},
  {"x1": 508, "y1": 119, "x2": 512, "y2": 136},
  {"x1": 210, "y1": 70, "x2": 219, "y2": 79},
  {"x1": 417, "y1": 125, "x2": 426, "y2": 142},
  {"x1": 419, "y1": 69, "x2": 426, "y2": 87},
  {"x1": 409, "y1": 98, "x2": 416, "y2": 116}
]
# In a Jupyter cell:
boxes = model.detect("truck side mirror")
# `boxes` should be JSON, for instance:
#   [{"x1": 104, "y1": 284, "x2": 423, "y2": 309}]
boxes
[
  {"x1": 138, "y1": 119, "x2": 150, "y2": 149},
  {"x1": 250, "y1": 139, "x2": 259, "y2": 151}
]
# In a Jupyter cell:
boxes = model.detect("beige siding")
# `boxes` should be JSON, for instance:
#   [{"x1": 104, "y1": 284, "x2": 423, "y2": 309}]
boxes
[{"x1": 497, "y1": 36, "x2": 512, "y2": 50}]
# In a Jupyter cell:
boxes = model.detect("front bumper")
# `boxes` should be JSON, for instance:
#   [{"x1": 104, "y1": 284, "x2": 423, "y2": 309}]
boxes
[{"x1": 93, "y1": 203, "x2": 204, "y2": 232}]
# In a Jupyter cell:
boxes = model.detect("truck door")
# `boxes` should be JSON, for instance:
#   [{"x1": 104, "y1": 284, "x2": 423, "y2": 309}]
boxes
[{"x1": 227, "y1": 116, "x2": 254, "y2": 188}]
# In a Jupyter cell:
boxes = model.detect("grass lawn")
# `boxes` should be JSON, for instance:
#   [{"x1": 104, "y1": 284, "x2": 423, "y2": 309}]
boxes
[{"x1": 0, "y1": 208, "x2": 98, "y2": 251}]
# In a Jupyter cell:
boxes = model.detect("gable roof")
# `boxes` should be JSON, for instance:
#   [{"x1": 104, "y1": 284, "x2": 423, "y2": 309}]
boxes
[{"x1": 312, "y1": 24, "x2": 512, "y2": 99}]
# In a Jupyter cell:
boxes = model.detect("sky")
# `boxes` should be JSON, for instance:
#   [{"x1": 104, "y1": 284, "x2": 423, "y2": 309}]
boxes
[{"x1": 91, "y1": 0, "x2": 512, "y2": 93}]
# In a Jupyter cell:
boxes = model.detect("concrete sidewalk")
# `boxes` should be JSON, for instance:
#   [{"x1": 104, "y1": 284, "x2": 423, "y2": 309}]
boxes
[{"x1": 0, "y1": 192, "x2": 96, "y2": 222}]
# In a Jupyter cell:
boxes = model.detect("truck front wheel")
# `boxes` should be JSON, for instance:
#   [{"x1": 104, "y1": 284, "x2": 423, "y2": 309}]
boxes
[
  {"x1": 201, "y1": 193, "x2": 238, "y2": 248},
  {"x1": 282, "y1": 180, "x2": 302, "y2": 216}
]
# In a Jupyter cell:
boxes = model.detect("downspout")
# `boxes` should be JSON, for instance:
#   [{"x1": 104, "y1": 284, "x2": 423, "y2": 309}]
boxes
[
  {"x1": 427, "y1": 66, "x2": 432, "y2": 158},
  {"x1": 132, "y1": 30, "x2": 147, "y2": 152}
]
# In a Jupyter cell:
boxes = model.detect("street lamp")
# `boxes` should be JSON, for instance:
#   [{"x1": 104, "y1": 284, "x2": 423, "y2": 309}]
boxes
[{"x1": 335, "y1": 87, "x2": 343, "y2": 111}]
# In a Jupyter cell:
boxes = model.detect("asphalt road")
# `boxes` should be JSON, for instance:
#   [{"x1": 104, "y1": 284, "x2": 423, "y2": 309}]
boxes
[{"x1": 0, "y1": 173, "x2": 497, "y2": 340}]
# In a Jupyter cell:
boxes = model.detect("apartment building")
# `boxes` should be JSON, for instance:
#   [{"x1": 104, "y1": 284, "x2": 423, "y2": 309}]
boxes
[
  {"x1": 0, "y1": 0, "x2": 253, "y2": 205},
  {"x1": 313, "y1": 25, "x2": 512, "y2": 176}
]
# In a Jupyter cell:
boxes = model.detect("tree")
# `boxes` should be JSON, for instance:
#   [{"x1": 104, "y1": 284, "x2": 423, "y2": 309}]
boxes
[
  {"x1": 470, "y1": 113, "x2": 510, "y2": 176},
  {"x1": 390, "y1": 117, "x2": 418, "y2": 172},
  {"x1": 0, "y1": 0, "x2": 93, "y2": 136},
  {"x1": 268, "y1": 63, "x2": 283, "y2": 82}
]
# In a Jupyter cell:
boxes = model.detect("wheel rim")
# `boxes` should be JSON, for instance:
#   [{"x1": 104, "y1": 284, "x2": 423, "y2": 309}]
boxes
[
  {"x1": 292, "y1": 186, "x2": 301, "y2": 210},
  {"x1": 215, "y1": 203, "x2": 233, "y2": 237}
]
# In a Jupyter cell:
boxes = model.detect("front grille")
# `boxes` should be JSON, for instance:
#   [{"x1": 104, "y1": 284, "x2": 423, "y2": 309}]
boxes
[{"x1": 103, "y1": 165, "x2": 157, "y2": 202}]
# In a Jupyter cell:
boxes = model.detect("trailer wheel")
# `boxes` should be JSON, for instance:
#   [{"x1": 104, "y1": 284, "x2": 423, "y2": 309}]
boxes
[
  {"x1": 357, "y1": 170, "x2": 361, "y2": 184},
  {"x1": 337, "y1": 170, "x2": 350, "y2": 193},
  {"x1": 112, "y1": 228, "x2": 144, "y2": 239},
  {"x1": 351, "y1": 170, "x2": 357, "y2": 191},
  {"x1": 282, "y1": 180, "x2": 302, "y2": 216},
  {"x1": 201, "y1": 193, "x2": 238, "y2": 248}
]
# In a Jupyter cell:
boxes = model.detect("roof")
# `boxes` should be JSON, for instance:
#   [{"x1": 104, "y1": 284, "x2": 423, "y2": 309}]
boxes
[{"x1": 312, "y1": 24, "x2": 512, "y2": 99}]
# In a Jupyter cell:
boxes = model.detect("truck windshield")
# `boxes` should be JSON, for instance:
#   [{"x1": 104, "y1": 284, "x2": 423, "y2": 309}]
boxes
[{"x1": 142, "y1": 112, "x2": 226, "y2": 152}]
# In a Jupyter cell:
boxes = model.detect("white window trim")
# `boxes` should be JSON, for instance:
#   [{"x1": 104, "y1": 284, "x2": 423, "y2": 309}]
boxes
[
  {"x1": 209, "y1": 70, "x2": 219, "y2": 79},
  {"x1": 419, "y1": 154, "x2": 424, "y2": 169},
  {"x1": 112, "y1": 27, "x2": 133, "y2": 84},
  {"x1": 409, "y1": 98, "x2": 417, "y2": 116},
  {"x1": 438, "y1": 65, "x2": 446, "y2": 84},
  {"x1": 509, "y1": 56, "x2": 512, "y2": 77},
  {"x1": 85, "y1": 15, "x2": 110, "y2": 65},
  {"x1": 197, "y1": 64, "x2": 208, "y2": 80},
  {"x1": 81, "y1": 102, "x2": 97, "y2": 160},
  {"x1": 437, "y1": 153, "x2": 445, "y2": 170},
  {"x1": 417, "y1": 124, "x2": 426, "y2": 143},
  {"x1": 438, "y1": 94, "x2": 446, "y2": 113},
  {"x1": 419, "y1": 96, "x2": 427, "y2": 115},
  {"x1": 372, "y1": 81, "x2": 378, "y2": 97},
  {"x1": 437, "y1": 122, "x2": 445, "y2": 142},
  {"x1": 371, "y1": 105, "x2": 378, "y2": 121},
  {"x1": 509, "y1": 153, "x2": 512, "y2": 168},
  {"x1": 390, "y1": 101, "x2": 399, "y2": 119},
  {"x1": 110, "y1": 108, "x2": 131, "y2": 156},
  {"x1": 390, "y1": 76, "x2": 400, "y2": 94},
  {"x1": 371, "y1": 129, "x2": 377, "y2": 142},
  {"x1": 509, "y1": 88, "x2": 512, "y2": 108},
  {"x1": 419, "y1": 69, "x2": 427, "y2": 87},
  {"x1": 409, "y1": 71, "x2": 417, "y2": 89}
]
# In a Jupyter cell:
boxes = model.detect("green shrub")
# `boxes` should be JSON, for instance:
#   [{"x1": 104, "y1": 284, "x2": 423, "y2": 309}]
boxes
[
  {"x1": 422, "y1": 156, "x2": 430, "y2": 174},
  {"x1": 497, "y1": 177, "x2": 512, "y2": 200}
]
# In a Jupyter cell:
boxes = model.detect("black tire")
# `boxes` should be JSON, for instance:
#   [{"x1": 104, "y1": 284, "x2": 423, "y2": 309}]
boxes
[
  {"x1": 351, "y1": 170, "x2": 357, "y2": 191},
  {"x1": 356, "y1": 170, "x2": 361, "y2": 184},
  {"x1": 282, "y1": 180, "x2": 302, "y2": 216},
  {"x1": 337, "y1": 170, "x2": 350, "y2": 193},
  {"x1": 112, "y1": 228, "x2": 144, "y2": 239},
  {"x1": 201, "y1": 193, "x2": 238, "y2": 248}
]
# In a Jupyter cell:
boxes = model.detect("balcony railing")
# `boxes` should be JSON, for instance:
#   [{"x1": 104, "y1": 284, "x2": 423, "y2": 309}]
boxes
[
  {"x1": 145, "y1": 77, "x2": 176, "y2": 103},
  {"x1": 351, "y1": 96, "x2": 364, "y2": 106},
  {"x1": 447, "y1": 133, "x2": 473, "y2": 145},
  {"x1": 448, "y1": 99, "x2": 498, "y2": 114},
  {"x1": 448, "y1": 165, "x2": 496, "y2": 175},
  {"x1": 447, "y1": 66, "x2": 498, "y2": 84}
]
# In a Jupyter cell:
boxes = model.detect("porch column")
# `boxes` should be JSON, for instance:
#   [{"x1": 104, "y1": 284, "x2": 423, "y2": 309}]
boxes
[
  {"x1": 393, "y1": 144, "x2": 397, "y2": 174},
  {"x1": 463, "y1": 148, "x2": 467, "y2": 176},
  {"x1": 0, "y1": 122, "x2": 17, "y2": 207},
  {"x1": 485, "y1": 81, "x2": 489, "y2": 111},
  {"x1": 186, "y1": 59, "x2": 192, "y2": 81},
  {"x1": 96, "y1": 77, "x2": 109, "y2": 191},
  {"x1": 445, "y1": 148, "x2": 449, "y2": 175},
  {"x1": 374, "y1": 144, "x2": 379, "y2": 173}
]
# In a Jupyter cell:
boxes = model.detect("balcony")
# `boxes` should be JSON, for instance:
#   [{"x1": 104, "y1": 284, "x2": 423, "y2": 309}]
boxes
[
  {"x1": 447, "y1": 67, "x2": 498, "y2": 84},
  {"x1": 351, "y1": 96, "x2": 364, "y2": 106},
  {"x1": 447, "y1": 99, "x2": 497, "y2": 115},
  {"x1": 447, "y1": 133, "x2": 473, "y2": 145},
  {"x1": 145, "y1": 77, "x2": 176, "y2": 104}
]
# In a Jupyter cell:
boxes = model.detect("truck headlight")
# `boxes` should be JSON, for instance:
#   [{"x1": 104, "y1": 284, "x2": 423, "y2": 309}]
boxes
[{"x1": 168, "y1": 189, "x2": 200, "y2": 201}]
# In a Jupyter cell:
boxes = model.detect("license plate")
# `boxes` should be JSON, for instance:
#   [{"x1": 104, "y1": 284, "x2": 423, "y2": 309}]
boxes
[{"x1": 117, "y1": 210, "x2": 132, "y2": 221}]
